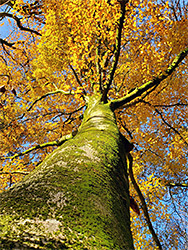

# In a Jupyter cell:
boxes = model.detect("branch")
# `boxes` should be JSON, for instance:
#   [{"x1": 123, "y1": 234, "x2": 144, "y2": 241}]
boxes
[
  {"x1": 154, "y1": 103, "x2": 188, "y2": 108},
  {"x1": 27, "y1": 89, "x2": 73, "y2": 112},
  {"x1": 154, "y1": 108, "x2": 188, "y2": 147},
  {"x1": 128, "y1": 153, "x2": 163, "y2": 250},
  {"x1": 102, "y1": 0, "x2": 128, "y2": 102},
  {"x1": 95, "y1": 38, "x2": 103, "y2": 92},
  {"x1": 0, "y1": 0, "x2": 11, "y2": 6},
  {"x1": 0, "y1": 171, "x2": 29, "y2": 175},
  {"x1": 139, "y1": 100, "x2": 188, "y2": 147},
  {"x1": 69, "y1": 64, "x2": 87, "y2": 95},
  {"x1": 111, "y1": 47, "x2": 188, "y2": 110},
  {"x1": 0, "y1": 38, "x2": 15, "y2": 48},
  {"x1": 0, "y1": 12, "x2": 41, "y2": 36},
  {"x1": 0, "y1": 142, "x2": 59, "y2": 160},
  {"x1": 0, "y1": 131, "x2": 77, "y2": 161},
  {"x1": 166, "y1": 182, "x2": 188, "y2": 187}
]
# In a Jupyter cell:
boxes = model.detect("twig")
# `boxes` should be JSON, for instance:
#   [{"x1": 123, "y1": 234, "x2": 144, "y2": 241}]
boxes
[
  {"x1": 139, "y1": 100, "x2": 188, "y2": 147},
  {"x1": 0, "y1": 0, "x2": 11, "y2": 7},
  {"x1": 154, "y1": 103, "x2": 188, "y2": 108}
]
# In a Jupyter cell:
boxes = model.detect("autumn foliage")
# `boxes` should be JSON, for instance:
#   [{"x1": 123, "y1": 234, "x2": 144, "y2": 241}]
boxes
[{"x1": 0, "y1": 0, "x2": 187, "y2": 249}]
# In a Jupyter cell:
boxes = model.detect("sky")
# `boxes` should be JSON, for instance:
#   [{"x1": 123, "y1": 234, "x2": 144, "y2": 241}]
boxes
[{"x1": 0, "y1": 3, "x2": 13, "y2": 39}]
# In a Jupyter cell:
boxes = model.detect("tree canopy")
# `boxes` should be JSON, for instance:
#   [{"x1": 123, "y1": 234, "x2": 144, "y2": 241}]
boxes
[{"x1": 0, "y1": 0, "x2": 187, "y2": 249}]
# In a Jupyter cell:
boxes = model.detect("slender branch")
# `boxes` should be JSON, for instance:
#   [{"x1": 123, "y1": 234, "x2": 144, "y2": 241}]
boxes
[
  {"x1": 0, "y1": 0, "x2": 11, "y2": 6},
  {"x1": 166, "y1": 182, "x2": 188, "y2": 187},
  {"x1": 0, "y1": 142, "x2": 58, "y2": 160},
  {"x1": 0, "y1": 38, "x2": 15, "y2": 48},
  {"x1": 0, "y1": 171, "x2": 30, "y2": 175},
  {"x1": 154, "y1": 103, "x2": 188, "y2": 108},
  {"x1": 69, "y1": 64, "x2": 87, "y2": 95},
  {"x1": 27, "y1": 89, "x2": 73, "y2": 112},
  {"x1": 128, "y1": 153, "x2": 163, "y2": 250},
  {"x1": 0, "y1": 131, "x2": 77, "y2": 161},
  {"x1": 102, "y1": 0, "x2": 128, "y2": 102},
  {"x1": 154, "y1": 108, "x2": 188, "y2": 147},
  {"x1": 20, "y1": 105, "x2": 84, "y2": 123},
  {"x1": 0, "y1": 12, "x2": 41, "y2": 36},
  {"x1": 139, "y1": 100, "x2": 188, "y2": 147},
  {"x1": 0, "y1": 74, "x2": 10, "y2": 84},
  {"x1": 95, "y1": 38, "x2": 103, "y2": 92},
  {"x1": 111, "y1": 47, "x2": 188, "y2": 110}
]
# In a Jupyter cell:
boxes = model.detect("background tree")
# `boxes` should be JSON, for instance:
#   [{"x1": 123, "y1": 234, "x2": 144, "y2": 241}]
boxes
[{"x1": 0, "y1": 0, "x2": 187, "y2": 249}]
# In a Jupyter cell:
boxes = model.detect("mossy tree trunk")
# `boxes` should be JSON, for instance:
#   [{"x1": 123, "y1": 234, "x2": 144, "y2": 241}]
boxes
[{"x1": 0, "y1": 95, "x2": 134, "y2": 249}]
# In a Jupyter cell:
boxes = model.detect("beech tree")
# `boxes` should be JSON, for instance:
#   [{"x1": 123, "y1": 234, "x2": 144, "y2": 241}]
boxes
[{"x1": 0, "y1": 0, "x2": 187, "y2": 249}]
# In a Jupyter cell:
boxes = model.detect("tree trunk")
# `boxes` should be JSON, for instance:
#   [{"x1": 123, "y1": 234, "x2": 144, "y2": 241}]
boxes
[{"x1": 0, "y1": 95, "x2": 134, "y2": 249}]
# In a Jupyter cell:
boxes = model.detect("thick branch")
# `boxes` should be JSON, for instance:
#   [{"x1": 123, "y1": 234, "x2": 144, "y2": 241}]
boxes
[
  {"x1": 128, "y1": 154, "x2": 163, "y2": 250},
  {"x1": 111, "y1": 47, "x2": 188, "y2": 110}
]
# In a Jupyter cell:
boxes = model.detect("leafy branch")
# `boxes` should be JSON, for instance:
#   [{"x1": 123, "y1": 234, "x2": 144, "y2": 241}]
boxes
[
  {"x1": 154, "y1": 103, "x2": 188, "y2": 108},
  {"x1": 15, "y1": 89, "x2": 73, "y2": 120},
  {"x1": 111, "y1": 47, "x2": 188, "y2": 110}
]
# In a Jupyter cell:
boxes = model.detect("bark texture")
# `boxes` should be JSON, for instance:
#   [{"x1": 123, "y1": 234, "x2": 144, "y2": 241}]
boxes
[{"x1": 0, "y1": 95, "x2": 134, "y2": 249}]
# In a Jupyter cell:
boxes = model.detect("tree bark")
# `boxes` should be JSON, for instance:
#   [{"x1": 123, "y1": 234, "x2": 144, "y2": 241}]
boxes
[{"x1": 0, "y1": 95, "x2": 134, "y2": 249}]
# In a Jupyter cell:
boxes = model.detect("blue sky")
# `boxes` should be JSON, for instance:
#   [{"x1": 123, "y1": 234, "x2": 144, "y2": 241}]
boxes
[
  {"x1": 0, "y1": 19, "x2": 11, "y2": 38},
  {"x1": 0, "y1": 3, "x2": 13, "y2": 39}
]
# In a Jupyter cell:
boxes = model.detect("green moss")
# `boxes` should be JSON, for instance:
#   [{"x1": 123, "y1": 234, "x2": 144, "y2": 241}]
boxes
[{"x1": 0, "y1": 95, "x2": 134, "y2": 249}]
